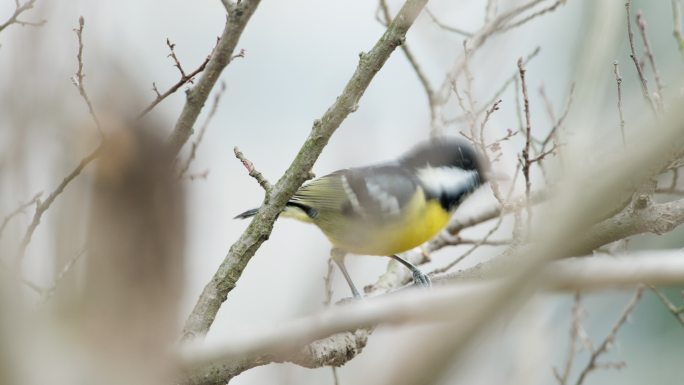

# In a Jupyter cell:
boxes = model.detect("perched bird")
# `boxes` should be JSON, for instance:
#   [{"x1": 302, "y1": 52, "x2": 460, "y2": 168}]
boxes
[{"x1": 236, "y1": 139, "x2": 488, "y2": 298}]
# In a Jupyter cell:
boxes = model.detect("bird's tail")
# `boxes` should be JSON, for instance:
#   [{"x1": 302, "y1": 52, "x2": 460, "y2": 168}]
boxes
[
  {"x1": 234, "y1": 208, "x2": 259, "y2": 219},
  {"x1": 234, "y1": 202, "x2": 315, "y2": 223}
]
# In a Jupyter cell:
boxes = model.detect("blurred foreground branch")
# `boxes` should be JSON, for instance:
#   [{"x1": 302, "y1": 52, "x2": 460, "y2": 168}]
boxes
[{"x1": 181, "y1": 251, "x2": 684, "y2": 384}]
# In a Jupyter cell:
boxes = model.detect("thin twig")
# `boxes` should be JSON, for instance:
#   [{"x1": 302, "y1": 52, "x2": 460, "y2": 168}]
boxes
[
  {"x1": 168, "y1": 0, "x2": 261, "y2": 156},
  {"x1": 636, "y1": 11, "x2": 664, "y2": 108},
  {"x1": 378, "y1": 0, "x2": 439, "y2": 135},
  {"x1": 613, "y1": 61, "x2": 627, "y2": 145},
  {"x1": 649, "y1": 285, "x2": 684, "y2": 326},
  {"x1": 625, "y1": 1, "x2": 658, "y2": 115},
  {"x1": 178, "y1": 81, "x2": 227, "y2": 178},
  {"x1": 445, "y1": 47, "x2": 541, "y2": 125},
  {"x1": 136, "y1": 41, "x2": 228, "y2": 119},
  {"x1": 41, "y1": 246, "x2": 88, "y2": 301},
  {"x1": 233, "y1": 147, "x2": 272, "y2": 197},
  {"x1": 0, "y1": 0, "x2": 46, "y2": 33},
  {"x1": 499, "y1": 0, "x2": 566, "y2": 33},
  {"x1": 70, "y1": 16, "x2": 102, "y2": 135},
  {"x1": 553, "y1": 293, "x2": 584, "y2": 385},
  {"x1": 424, "y1": 8, "x2": 472, "y2": 37},
  {"x1": 16, "y1": 146, "x2": 101, "y2": 261},
  {"x1": 573, "y1": 288, "x2": 644, "y2": 385},
  {"x1": 517, "y1": 57, "x2": 533, "y2": 236},
  {"x1": 0, "y1": 191, "x2": 42, "y2": 240}
]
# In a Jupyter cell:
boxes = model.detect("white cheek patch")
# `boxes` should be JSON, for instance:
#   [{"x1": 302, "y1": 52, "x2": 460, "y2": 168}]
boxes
[{"x1": 416, "y1": 166, "x2": 479, "y2": 196}]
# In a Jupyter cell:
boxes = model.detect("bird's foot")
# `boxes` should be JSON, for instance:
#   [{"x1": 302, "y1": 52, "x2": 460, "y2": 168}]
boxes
[{"x1": 412, "y1": 269, "x2": 432, "y2": 288}]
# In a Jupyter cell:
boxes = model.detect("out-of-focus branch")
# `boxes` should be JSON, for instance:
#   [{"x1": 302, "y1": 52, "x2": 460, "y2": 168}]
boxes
[
  {"x1": 71, "y1": 16, "x2": 102, "y2": 135},
  {"x1": 0, "y1": 0, "x2": 45, "y2": 34},
  {"x1": 181, "y1": 0, "x2": 431, "y2": 341},
  {"x1": 16, "y1": 16, "x2": 103, "y2": 261},
  {"x1": 16, "y1": 146, "x2": 101, "y2": 261},
  {"x1": 182, "y1": 252, "x2": 684, "y2": 385},
  {"x1": 573, "y1": 288, "x2": 643, "y2": 385},
  {"x1": 636, "y1": 11, "x2": 664, "y2": 106},
  {"x1": 168, "y1": 1, "x2": 260, "y2": 155},
  {"x1": 625, "y1": 1, "x2": 658, "y2": 115},
  {"x1": 613, "y1": 61, "x2": 626, "y2": 145},
  {"x1": 424, "y1": 8, "x2": 472, "y2": 37},
  {"x1": 178, "y1": 82, "x2": 226, "y2": 178},
  {"x1": 672, "y1": 0, "x2": 684, "y2": 58},
  {"x1": 378, "y1": 0, "x2": 440, "y2": 135},
  {"x1": 0, "y1": 191, "x2": 41, "y2": 240}
]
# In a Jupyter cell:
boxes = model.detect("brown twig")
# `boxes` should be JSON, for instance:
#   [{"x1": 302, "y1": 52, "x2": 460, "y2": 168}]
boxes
[
  {"x1": 573, "y1": 288, "x2": 643, "y2": 385},
  {"x1": 178, "y1": 81, "x2": 227, "y2": 178},
  {"x1": 649, "y1": 285, "x2": 684, "y2": 326},
  {"x1": 16, "y1": 146, "x2": 102, "y2": 261},
  {"x1": 70, "y1": 16, "x2": 102, "y2": 135},
  {"x1": 0, "y1": 191, "x2": 42, "y2": 240},
  {"x1": 0, "y1": 0, "x2": 46, "y2": 33},
  {"x1": 378, "y1": 0, "x2": 440, "y2": 135},
  {"x1": 553, "y1": 292, "x2": 584, "y2": 385},
  {"x1": 517, "y1": 57, "x2": 533, "y2": 235},
  {"x1": 233, "y1": 146, "x2": 273, "y2": 198},
  {"x1": 625, "y1": 1, "x2": 658, "y2": 115},
  {"x1": 167, "y1": 38, "x2": 187, "y2": 79},
  {"x1": 446, "y1": 47, "x2": 541, "y2": 125},
  {"x1": 168, "y1": 0, "x2": 260, "y2": 156},
  {"x1": 41, "y1": 246, "x2": 88, "y2": 301},
  {"x1": 613, "y1": 61, "x2": 627, "y2": 145},
  {"x1": 636, "y1": 11, "x2": 664, "y2": 108},
  {"x1": 136, "y1": 41, "x2": 228, "y2": 119}
]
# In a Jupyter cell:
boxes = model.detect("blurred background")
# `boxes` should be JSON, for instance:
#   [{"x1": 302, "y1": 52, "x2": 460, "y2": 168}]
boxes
[{"x1": 1, "y1": 0, "x2": 683, "y2": 384}]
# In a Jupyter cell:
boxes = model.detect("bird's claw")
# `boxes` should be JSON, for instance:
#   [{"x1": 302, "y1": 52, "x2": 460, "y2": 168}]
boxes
[{"x1": 412, "y1": 270, "x2": 432, "y2": 288}]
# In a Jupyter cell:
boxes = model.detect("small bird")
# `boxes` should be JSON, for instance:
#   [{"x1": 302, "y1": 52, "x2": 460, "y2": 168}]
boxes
[{"x1": 235, "y1": 139, "x2": 488, "y2": 298}]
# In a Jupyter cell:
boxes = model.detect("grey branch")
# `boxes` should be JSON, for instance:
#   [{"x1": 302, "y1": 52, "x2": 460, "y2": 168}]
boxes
[
  {"x1": 181, "y1": 251, "x2": 684, "y2": 385},
  {"x1": 0, "y1": 0, "x2": 46, "y2": 34},
  {"x1": 167, "y1": 0, "x2": 261, "y2": 155},
  {"x1": 181, "y1": 0, "x2": 430, "y2": 342}
]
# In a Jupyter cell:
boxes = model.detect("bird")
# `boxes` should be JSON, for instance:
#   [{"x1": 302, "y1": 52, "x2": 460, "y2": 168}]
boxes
[{"x1": 235, "y1": 139, "x2": 488, "y2": 298}]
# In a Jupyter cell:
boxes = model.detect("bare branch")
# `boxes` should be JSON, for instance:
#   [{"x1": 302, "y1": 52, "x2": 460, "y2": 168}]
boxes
[
  {"x1": 178, "y1": 82, "x2": 227, "y2": 178},
  {"x1": 137, "y1": 42, "x2": 220, "y2": 119},
  {"x1": 573, "y1": 288, "x2": 643, "y2": 385},
  {"x1": 16, "y1": 146, "x2": 101, "y2": 261},
  {"x1": 636, "y1": 11, "x2": 664, "y2": 106},
  {"x1": 70, "y1": 16, "x2": 102, "y2": 135},
  {"x1": 181, "y1": 0, "x2": 430, "y2": 342},
  {"x1": 0, "y1": 0, "x2": 46, "y2": 34},
  {"x1": 613, "y1": 61, "x2": 626, "y2": 145},
  {"x1": 625, "y1": 1, "x2": 658, "y2": 115},
  {"x1": 517, "y1": 57, "x2": 533, "y2": 234},
  {"x1": 424, "y1": 8, "x2": 472, "y2": 37},
  {"x1": 233, "y1": 146, "x2": 273, "y2": 197},
  {"x1": 379, "y1": 0, "x2": 439, "y2": 135},
  {"x1": 168, "y1": 0, "x2": 261, "y2": 155},
  {"x1": 0, "y1": 191, "x2": 42, "y2": 240},
  {"x1": 649, "y1": 285, "x2": 684, "y2": 326}
]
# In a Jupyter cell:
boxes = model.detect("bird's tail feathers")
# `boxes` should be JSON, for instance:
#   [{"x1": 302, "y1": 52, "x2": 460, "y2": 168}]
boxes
[{"x1": 234, "y1": 208, "x2": 259, "y2": 219}]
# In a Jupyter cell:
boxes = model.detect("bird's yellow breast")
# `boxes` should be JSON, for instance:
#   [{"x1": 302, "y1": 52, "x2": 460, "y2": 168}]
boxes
[{"x1": 322, "y1": 192, "x2": 451, "y2": 256}]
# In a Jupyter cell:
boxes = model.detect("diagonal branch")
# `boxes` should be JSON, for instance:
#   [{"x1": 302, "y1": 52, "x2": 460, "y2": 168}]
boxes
[
  {"x1": 181, "y1": 0, "x2": 431, "y2": 342},
  {"x1": 0, "y1": 0, "x2": 45, "y2": 34},
  {"x1": 168, "y1": 1, "x2": 261, "y2": 155}
]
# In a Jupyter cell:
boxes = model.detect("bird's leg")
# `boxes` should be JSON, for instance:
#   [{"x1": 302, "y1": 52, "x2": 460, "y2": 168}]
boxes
[
  {"x1": 390, "y1": 254, "x2": 432, "y2": 288},
  {"x1": 330, "y1": 248, "x2": 362, "y2": 299}
]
